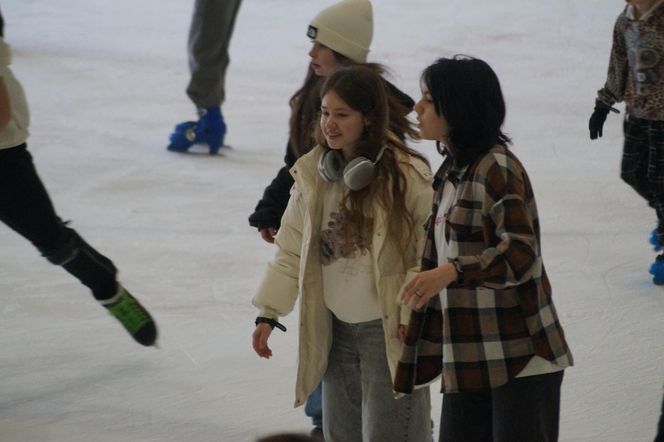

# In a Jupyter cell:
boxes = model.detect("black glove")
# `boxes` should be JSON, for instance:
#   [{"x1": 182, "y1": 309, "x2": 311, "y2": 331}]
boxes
[{"x1": 589, "y1": 100, "x2": 619, "y2": 140}]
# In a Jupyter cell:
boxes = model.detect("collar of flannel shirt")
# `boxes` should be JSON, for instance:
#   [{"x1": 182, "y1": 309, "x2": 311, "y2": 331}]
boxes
[{"x1": 434, "y1": 158, "x2": 467, "y2": 193}]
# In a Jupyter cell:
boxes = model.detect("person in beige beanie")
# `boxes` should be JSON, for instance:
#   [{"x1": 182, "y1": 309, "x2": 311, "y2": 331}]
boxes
[
  {"x1": 307, "y1": 0, "x2": 373, "y2": 64},
  {"x1": 249, "y1": 0, "x2": 417, "y2": 237}
]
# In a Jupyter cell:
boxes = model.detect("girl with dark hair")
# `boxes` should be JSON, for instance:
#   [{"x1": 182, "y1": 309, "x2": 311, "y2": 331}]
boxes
[
  {"x1": 395, "y1": 56, "x2": 574, "y2": 441},
  {"x1": 251, "y1": 65, "x2": 433, "y2": 442}
]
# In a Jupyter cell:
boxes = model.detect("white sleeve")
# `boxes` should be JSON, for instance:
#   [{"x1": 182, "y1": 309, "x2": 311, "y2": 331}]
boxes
[{"x1": 252, "y1": 183, "x2": 306, "y2": 319}]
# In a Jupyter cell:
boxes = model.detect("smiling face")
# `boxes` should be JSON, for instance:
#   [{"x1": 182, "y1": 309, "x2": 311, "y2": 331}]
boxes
[
  {"x1": 309, "y1": 41, "x2": 339, "y2": 77},
  {"x1": 320, "y1": 90, "x2": 365, "y2": 158},
  {"x1": 414, "y1": 84, "x2": 449, "y2": 144}
]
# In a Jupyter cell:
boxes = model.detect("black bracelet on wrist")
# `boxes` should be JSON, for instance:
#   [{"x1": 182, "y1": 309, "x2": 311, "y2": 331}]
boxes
[{"x1": 255, "y1": 317, "x2": 287, "y2": 332}]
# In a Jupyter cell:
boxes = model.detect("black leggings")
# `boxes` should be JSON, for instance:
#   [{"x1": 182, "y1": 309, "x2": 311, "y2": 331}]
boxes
[{"x1": 0, "y1": 144, "x2": 117, "y2": 299}]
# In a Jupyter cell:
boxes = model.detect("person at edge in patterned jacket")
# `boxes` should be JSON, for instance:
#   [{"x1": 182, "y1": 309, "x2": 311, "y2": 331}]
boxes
[{"x1": 588, "y1": 0, "x2": 664, "y2": 284}]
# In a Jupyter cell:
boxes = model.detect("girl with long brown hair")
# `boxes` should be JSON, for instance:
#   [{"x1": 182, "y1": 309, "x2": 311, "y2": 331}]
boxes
[{"x1": 251, "y1": 65, "x2": 433, "y2": 442}]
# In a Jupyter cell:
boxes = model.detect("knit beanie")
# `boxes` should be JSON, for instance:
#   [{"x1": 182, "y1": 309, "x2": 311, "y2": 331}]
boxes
[{"x1": 307, "y1": 0, "x2": 373, "y2": 63}]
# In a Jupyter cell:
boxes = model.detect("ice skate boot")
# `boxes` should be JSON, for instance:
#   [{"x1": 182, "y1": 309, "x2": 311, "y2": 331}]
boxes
[
  {"x1": 649, "y1": 228, "x2": 663, "y2": 251},
  {"x1": 648, "y1": 254, "x2": 664, "y2": 285},
  {"x1": 101, "y1": 285, "x2": 158, "y2": 346},
  {"x1": 310, "y1": 427, "x2": 324, "y2": 441},
  {"x1": 167, "y1": 121, "x2": 197, "y2": 152},
  {"x1": 167, "y1": 106, "x2": 226, "y2": 154}
]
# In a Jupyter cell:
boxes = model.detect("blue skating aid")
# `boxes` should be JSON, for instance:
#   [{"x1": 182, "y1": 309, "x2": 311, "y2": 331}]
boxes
[
  {"x1": 648, "y1": 254, "x2": 664, "y2": 285},
  {"x1": 167, "y1": 121, "x2": 197, "y2": 152},
  {"x1": 194, "y1": 107, "x2": 226, "y2": 155},
  {"x1": 167, "y1": 107, "x2": 226, "y2": 155}
]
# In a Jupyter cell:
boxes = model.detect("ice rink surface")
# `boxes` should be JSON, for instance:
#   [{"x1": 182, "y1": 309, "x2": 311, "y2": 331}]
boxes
[{"x1": 0, "y1": 0, "x2": 662, "y2": 440}]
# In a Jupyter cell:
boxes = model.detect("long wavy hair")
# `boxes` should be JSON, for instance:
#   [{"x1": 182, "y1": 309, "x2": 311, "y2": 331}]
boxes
[
  {"x1": 289, "y1": 52, "x2": 417, "y2": 159},
  {"x1": 421, "y1": 55, "x2": 511, "y2": 167},
  {"x1": 315, "y1": 65, "x2": 428, "y2": 255}
]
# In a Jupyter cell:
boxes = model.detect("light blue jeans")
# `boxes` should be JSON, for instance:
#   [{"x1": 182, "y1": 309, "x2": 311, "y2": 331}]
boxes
[{"x1": 322, "y1": 317, "x2": 431, "y2": 442}]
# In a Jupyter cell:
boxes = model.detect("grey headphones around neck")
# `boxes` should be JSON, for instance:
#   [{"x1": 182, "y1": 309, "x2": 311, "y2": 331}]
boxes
[{"x1": 317, "y1": 145, "x2": 387, "y2": 191}]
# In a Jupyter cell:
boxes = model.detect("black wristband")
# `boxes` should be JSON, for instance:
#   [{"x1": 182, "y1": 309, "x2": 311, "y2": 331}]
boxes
[
  {"x1": 595, "y1": 100, "x2": 620, "y2": 114},
  {"x1": 255, "y1": 317, "x2": 287, "y2": 332}
]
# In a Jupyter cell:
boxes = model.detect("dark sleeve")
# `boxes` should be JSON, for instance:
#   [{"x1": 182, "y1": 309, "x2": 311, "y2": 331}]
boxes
[
  {"x1": 248, "y1": 142, "x2": 297, "y2": 230},
  {"x1": 383, "y1": 79, "x2": 415, "y2": 112},
  {"x1": 381, "y1": 79, "x2": 416, "y2": 141}
]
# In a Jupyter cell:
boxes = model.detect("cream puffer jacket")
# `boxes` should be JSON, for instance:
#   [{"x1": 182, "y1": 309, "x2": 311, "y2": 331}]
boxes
[
  {"x1": 0, "y1": 38, "x2": 30, "y2": 150},
  {"x1": 252, "y1": 145, "x2": 433, "y2": 407}
]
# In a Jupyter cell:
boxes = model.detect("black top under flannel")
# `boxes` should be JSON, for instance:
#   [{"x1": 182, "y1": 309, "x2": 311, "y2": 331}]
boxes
[{"x1": 394, "y1": 145, "x2": 573, "y2": 394}]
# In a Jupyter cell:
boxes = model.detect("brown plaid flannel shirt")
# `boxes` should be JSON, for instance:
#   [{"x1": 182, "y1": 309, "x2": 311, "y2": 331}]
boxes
[{"x1": 394, "y1": 145, "x2": 573, "y2": 394}]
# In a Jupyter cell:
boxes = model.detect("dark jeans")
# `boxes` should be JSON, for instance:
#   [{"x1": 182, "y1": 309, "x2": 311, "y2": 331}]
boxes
[
  {"x1": 0, "y1": 144, "x2": 117, "y2": 299},
  {"x1": 440, "y1": 370, "x2": 564, "y2": 442},
  {"x1": 622, "y1": 116, "x2": 664, "y2": 235},
  {"x1": 187, "y1": 0, "x2": 242, "y2": 108}
]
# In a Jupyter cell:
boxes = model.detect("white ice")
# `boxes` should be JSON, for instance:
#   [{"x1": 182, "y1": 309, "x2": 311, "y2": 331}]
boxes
[{"x1": 0, "y1": 0, "x2": 662, "y2": 441}]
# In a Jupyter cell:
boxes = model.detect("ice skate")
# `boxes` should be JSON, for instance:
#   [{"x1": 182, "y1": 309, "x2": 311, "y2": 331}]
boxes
[
  {"x1": 649, "y1": 228, "x2": 663, "y2": 252},
  {"x1": 101, "y1": 285, "x2": 158, "y2": 346},
  {"x1": 649, "y1": 254, "x2": 664, "y2": 285},
  {"x1": 167, "y1": 106, "x2": 226, "y2": 155}
]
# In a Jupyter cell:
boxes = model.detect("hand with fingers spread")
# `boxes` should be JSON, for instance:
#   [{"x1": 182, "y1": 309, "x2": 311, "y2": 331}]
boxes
[
  {"x1": 400, "y1": 263, "x2": 458, "y2": 311},
  {"x1": 252, "y1": 323, "x2": 274, "y2": 358}
]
